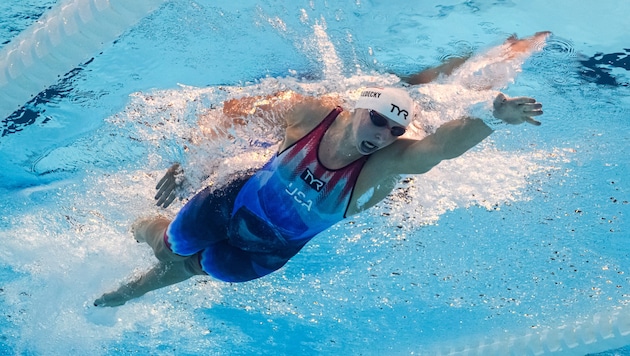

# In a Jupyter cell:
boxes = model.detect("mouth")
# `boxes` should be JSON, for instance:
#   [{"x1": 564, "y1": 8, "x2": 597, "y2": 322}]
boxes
[{"x1": 359, "y1": 141, "x2": 378, "y2": 154}]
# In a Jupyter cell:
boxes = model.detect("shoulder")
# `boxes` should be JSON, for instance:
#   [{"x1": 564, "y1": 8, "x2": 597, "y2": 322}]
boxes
[
  {"x1": 346, "y1": 139, "x2": 438, "y2": 216},
  {"x1": 287, "y1": 94, "x2": 344, "y2": 127},
  {"x1": 281, "y1": 95, "x2": 345, "y2": 149}
]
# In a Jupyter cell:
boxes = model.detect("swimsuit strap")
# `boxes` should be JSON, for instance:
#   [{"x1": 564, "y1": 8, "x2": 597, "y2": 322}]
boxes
[{"x1": 278, "y1": 107, "x2": 343, "y2": 155}]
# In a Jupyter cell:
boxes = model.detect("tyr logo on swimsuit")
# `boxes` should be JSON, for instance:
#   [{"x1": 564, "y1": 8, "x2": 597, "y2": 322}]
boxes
[{"x1": 300, "y1": 168, "x2": 326, "y2": 192}]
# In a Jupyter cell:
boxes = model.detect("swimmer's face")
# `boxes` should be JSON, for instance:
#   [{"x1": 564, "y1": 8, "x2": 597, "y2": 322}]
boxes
[{"x1": 354, "y1": 109, "x2": 405, "y2": 155}]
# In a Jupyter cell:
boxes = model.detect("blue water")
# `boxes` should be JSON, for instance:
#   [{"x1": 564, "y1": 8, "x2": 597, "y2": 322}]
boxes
[{"x1": 1, "y1": 0, "x2": 629, "y2": 355}]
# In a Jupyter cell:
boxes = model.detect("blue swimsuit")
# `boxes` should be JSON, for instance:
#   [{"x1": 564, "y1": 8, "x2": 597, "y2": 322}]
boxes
[{"x1": 166, "y1": 107, "x2": 369, "y2": 282}]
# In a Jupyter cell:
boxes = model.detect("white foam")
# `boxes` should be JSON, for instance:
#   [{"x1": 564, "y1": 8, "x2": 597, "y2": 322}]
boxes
[{"x1": 1, "y1": 18, "x2": 627, "y2": 356}]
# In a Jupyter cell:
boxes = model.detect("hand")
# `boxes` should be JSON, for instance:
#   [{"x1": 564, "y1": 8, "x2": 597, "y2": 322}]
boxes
[
  {"x1": 492, "y1": 93, "x2": 543, "y2": 126},
  {"x1": 155, "y1": 163, "x2": 183, "y2": 208}
]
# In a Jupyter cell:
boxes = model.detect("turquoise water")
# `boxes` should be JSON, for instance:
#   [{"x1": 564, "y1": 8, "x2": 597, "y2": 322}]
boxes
[{"x1": 1, "y1": 0, "x2": 629, "y2": 355}]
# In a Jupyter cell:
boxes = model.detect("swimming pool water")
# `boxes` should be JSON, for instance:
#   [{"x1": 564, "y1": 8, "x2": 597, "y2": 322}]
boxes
[{"x1": 1, "y1": 0, "x2": 629, "y2": 355}]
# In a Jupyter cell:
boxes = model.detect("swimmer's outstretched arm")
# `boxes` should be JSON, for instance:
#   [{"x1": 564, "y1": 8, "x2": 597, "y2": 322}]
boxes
[
  {"x1": 400, "y1": 31, "x2": 550, "y2": 86},
  {"x1": 402, "y1": 56, "x2": 470, "y2": 85},
  {"x1": 94, "y1": 260, "x2": 194, "y2": 307}
]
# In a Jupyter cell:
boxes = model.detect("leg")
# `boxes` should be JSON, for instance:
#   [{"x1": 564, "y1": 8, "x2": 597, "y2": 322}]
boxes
[
  {"x1": 94, "y1": 175, "x2": 255, "y2": 307},
  {"x1": 94, "y1": 256, "x2": 204, "y2": 307},
  {"x1": 94, "y1": 217, "x2": 205, "y2": 307},
  {"x1": 133, "y1": 217, "x2": 186, "y2": 262}
]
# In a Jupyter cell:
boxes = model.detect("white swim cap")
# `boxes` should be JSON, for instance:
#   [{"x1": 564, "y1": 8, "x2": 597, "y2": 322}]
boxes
[{"x1": 354, "y1": 87, "x2": 414, "y2": 127}]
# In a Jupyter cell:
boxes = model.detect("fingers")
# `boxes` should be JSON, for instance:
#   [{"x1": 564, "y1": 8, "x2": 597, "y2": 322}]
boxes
[
  {"x1": 155, "y1": 173, "x2": 170, "y2": 190},
  {"x1": 525, "y1": 117, "x2": 542, "y2": 126},
  {"x1": 495, "y1": 93, "x2": 544, "y2": 126},
  {"x1": 510, "y1": 97, "x2": 543, "y2": 118},
  {"x1": 523, "y1": 109, "x2": 543, "y2": 117},
  {"x1": 511, "y1": 96, "x2": 536, "y2": 104},
  {"x1": 155, "y1": 190, "x2": 167, "y2": 207},
  {"x1": 521, "y1": 102, "x2": 543, "y2": 116},
  {"x1": 156, "y1": 189, "x2": 174, "y2": 208},
  {"x1": 155, "y1": 163, "x2": 184, "y2": 208},
  {"x1": 154, "y1": 176, "x2": 176, "y2": 200},
  {"x1": 162, "y1": 190, "x2": 178, "y2": 208},
  {"x1": 522, "y1": 101, "x2": 543, "y2": 125},
  {"x1": 156, "y1": 186, "x2": 176, "y2": 208},
  {"x1": 157, "y1": 163, "x2": 181, "y2": 189}
]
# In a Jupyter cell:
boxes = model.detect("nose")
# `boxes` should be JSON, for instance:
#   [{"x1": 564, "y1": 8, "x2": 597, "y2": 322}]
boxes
[{"x1": 374, "y1": 130, "x2": 388, "y2": 143}]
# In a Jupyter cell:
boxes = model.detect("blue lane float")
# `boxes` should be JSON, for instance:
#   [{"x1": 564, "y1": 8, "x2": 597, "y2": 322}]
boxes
[
  {"x1": 433, "y1": 306, "x2": 630, "y2": 355},
  {"x1": 0, "y1": 0, "x2": 167, "y2": 120}
]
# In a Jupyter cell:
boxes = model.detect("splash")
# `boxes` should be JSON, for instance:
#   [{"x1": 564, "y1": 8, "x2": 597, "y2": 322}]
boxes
[{"x1": 2, "y1": 18, "x2": 625, "y2": 355}]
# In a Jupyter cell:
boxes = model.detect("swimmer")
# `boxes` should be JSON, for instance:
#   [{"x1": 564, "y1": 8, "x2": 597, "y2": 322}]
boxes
[{"x1": 95, "y1": 32, "x2": 548, "y2": 307}]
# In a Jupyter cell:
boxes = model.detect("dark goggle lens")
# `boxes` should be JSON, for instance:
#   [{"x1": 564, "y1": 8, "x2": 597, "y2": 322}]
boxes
[
  {"x1": 369, "y1": 110, "x2": 388, "y2": 127},
  {"x1": 369, "y1": 110, "x2": 406, "y2": 137},
  {"x1": 390, "y1": 126, "x2": 406, "y2": 137}
]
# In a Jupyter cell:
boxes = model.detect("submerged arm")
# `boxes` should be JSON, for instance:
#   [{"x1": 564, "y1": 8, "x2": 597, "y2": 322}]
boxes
[{"x1": 388, "y1": 117, "x2": 493, "y2": 175}]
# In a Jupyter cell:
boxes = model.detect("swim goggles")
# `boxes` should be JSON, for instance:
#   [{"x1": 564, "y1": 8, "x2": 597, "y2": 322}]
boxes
[{"x1": 369, "y1": 110, "x2": 406, "y2": 136}]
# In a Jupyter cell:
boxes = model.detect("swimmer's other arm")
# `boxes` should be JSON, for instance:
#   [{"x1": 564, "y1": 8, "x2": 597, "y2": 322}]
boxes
[
  {"x1": 222, "y1": 90, "x2": 342, "y2": 130},
  {"x1": 222, "y1": 91, "x2": 302, "y2": 124},
  {"x1": 383, "y1": 93, "x2": 544, "y2": 175}
]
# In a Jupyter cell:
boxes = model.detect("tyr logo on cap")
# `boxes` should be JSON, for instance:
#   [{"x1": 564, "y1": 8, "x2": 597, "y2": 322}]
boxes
[{"x1": 390, "y1": 104, "x2": 409, "y2": 121}]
